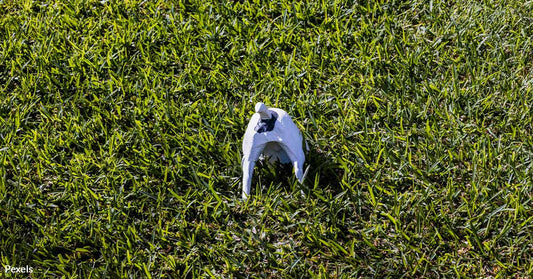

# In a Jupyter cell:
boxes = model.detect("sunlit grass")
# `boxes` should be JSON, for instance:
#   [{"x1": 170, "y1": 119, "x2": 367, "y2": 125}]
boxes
[{"x1": 1, "y1": 0, "x2": 532, "y2": 277}]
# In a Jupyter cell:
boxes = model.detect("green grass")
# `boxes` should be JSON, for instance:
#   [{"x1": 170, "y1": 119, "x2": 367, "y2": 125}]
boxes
[{"x1": 1, "y1": 0, "x2": 532, "y2": 277}]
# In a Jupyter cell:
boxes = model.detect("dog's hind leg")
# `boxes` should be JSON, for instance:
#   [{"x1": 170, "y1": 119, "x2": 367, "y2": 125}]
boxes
[{"x1": 293, "y1": 160, "x2": 304, "y2": 183}]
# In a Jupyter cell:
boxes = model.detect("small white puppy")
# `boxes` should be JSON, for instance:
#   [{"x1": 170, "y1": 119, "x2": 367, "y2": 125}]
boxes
[{"x1": 241, "y1": 102, "x2": 305, "y2": 199}]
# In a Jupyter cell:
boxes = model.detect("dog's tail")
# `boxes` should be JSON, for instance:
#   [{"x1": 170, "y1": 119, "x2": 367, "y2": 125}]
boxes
[
  {"x1": 255, "y1": 102, "x2": 271, "y2": 119},
  {"x1": 255, "y1": 102, "x2": 268, "y2": 113}
]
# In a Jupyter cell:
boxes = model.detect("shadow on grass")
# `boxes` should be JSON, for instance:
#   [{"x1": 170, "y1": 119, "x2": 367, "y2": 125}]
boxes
[
  {"x1": 251, "y1": 147, "x2": 345, "y2": 196},
  {"x1": 302, "y1": 148, "x2": 344, "y2": 190}
]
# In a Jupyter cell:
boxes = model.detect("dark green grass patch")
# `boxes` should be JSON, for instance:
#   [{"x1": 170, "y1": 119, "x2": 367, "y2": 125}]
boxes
[{"x1": 1, "y1": 0, "x2": 532, "y2": 277}]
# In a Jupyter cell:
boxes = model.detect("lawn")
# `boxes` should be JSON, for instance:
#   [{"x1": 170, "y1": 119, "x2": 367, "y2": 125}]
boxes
[{"x1": 1, "y1": 0, "x2": 532, "y2": 277}]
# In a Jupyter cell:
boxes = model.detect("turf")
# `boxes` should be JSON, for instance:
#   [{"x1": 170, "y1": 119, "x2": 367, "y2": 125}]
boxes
[{"x1": 1, "y1": 0, "x2": 532, "y2": 277}]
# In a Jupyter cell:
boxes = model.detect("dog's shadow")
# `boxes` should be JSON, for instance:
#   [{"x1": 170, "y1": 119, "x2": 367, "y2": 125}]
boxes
[
  {"x1": 253, "y1": 147, "x2": 343, "y2": 195},
  {"x1": 301, "y1": 147, "x2": 344, "y2": 190}
]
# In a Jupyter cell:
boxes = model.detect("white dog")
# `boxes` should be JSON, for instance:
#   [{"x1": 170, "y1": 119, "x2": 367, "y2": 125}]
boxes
[{"x1": 241, "y1": 102, "x2": 305, "y2": 199}]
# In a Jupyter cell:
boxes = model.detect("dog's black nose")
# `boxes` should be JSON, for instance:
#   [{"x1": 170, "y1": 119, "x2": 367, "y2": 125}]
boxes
[{"x1": 254, "y1": 111, "x2": 278, "y2": 133}]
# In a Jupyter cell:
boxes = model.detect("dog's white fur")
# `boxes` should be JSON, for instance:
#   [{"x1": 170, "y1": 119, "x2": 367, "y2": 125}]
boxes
[{"x1": 241, "y1": 102, "x2": 305, "y2": 199}]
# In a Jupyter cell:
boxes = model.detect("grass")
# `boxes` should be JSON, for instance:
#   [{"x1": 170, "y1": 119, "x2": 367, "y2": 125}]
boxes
[{"x1": 1, "y1": 0, "x2": 532, "y2": 277}]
